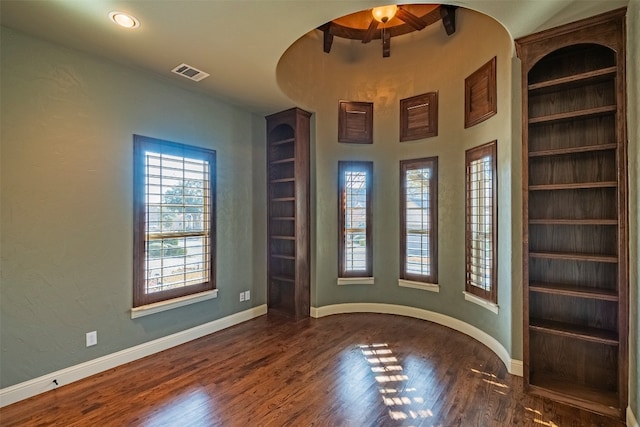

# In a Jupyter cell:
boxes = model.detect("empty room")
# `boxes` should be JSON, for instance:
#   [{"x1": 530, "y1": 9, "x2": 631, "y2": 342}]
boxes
[{"x1": 0, "y1": 1, "x2": 638, "y2": 426}]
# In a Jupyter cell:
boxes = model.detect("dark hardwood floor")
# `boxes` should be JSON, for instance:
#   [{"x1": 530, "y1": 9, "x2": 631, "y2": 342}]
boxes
[{"x1": 0, "y1": 313, "x2": 625, "y2": 426}]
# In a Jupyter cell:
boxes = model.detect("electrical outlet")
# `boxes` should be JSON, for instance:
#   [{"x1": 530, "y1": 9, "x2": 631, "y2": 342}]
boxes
[
  {"x1": 86, "y1": 331, "x2": 97, "y2": 347},
  {"x1": 245, "y1": 290, "x2": 250, "y2": 301},
  {"x1": 240, "y1": 292, "x2": 245, "y2": 302}
]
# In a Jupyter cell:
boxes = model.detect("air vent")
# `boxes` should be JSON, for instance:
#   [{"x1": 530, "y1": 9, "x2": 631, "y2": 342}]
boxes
[{"x1": 171, "y1": 63, "x2": 210, "y2": 82}]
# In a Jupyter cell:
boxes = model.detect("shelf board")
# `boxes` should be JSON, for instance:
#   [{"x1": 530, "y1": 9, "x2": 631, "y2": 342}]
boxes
[
  {"x1": 528, "y1": 67, "x2": 617, "y2": 92},
  {"x1": 528, "y1": 373, "x2": 620, "y2": 417},
  {"x1": 271, "y1": 235, "x2": 296, "y2": 240},
  {"x1": 271, "y1": 197, "x2": 295, "y2": 202},
  {"x1": 529, "y1": 251, "x2": 618, "y2": 263},
  {"x1": 271, "y1": 254, "x2": 295, "y2": 260},
  {"x1": 528, "y1": 181, "x2": 617, "y2": 191},
  {"x1": 270, "y1": 157, "x2": 295, "y2": 165},
  {"x1": 271, "y1": 275, "x2": 295, "y2": 283},
  {"x1": 270, "y1": 177, "x2": 295, "y2": 183},
  {"x1": 528, "y1": 218, "x2": 617, "y2": 225},
  {"x1": 529, "y1": 318, "x2": 618, "y2": 345},
  {"x1": 271, "y1": 216, "x2": 295, "y2": 221},
  {"x1": 528, "y1": 143, "x2": 617, "y2": 157},
  {"x1": 529, "y1": 282, "x2": 618, "y2": 301},
  {"x1": 270, "y1": 137, "x2": 295, "y2": 146},
  {"x1": 528, "y1": 105, "x2": 616, "y2": 125}
]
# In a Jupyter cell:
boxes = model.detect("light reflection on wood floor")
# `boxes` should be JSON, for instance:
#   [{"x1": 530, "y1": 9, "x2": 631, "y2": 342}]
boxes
[{"x1": 0, "y1": 313, "x2": 625, "y2": 426}]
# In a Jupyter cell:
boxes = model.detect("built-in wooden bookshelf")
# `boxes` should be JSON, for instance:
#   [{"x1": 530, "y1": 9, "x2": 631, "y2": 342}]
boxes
[
  {"x1": 515, "y1": 8, "x2": 628, "y2": 419},
  {"x1": 265, "y1": 108, "x2": 311, "y2": 319}
]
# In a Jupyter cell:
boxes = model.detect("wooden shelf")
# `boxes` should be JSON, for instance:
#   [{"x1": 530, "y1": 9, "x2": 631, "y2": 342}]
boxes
[
  {"x1": 528, "y1": 66, "x2": 616, "y2": 92},
  {"x1": 529, "y1": 318, "x2": 618, "y2": 345},
  {"x1": 528, "y1": 218, "x2": 617, "y2": 225},
  {"x1": 270, "y1": 157, "x2": 295, "y2": 165},
  {"x1": 529, "y1": 373, "x2": 620, "y2": 418},
  {"x1": 528, "y1": 105, "x2": 616, "y2": 125},
  {"x1": 271, "y1": 235, "x2": 296, "y2": 240},
  {"x1": 529, "y1": 282, "x2": 618, "y2": 301},
  {"x1": 271, "y1": 254, "x2": 295, "y2": 260},
  {"x1": 271, "y1": 217, "x2": 295, "y2": 221},
  {"x1": 528, "y1": 143, "x2": 617, "y2": 157},
  {"x1": 271, "y1": 197, "x2": 295, "y2": 202},
  {"x1": 518, "y1": 12, "x2": 627, "y2": 418},
  {"x1": 529, "y1": 251, "x2": 618, "y2": 263},
  {"x1": 271, "y1": 275, "x2": 295, "y2": 283},
  {"x1": 270, "y1": 177, "x2": 295, "y2": 183},
  {"x1": 270, "y1": 137, "x2": 295, "y2": 146},
  {"x1": 528, "y1": 181, "x2": 617, "y2": 191}
]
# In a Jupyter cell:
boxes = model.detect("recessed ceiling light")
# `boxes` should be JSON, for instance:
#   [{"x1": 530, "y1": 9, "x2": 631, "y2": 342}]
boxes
[{"x1": 109, "y1": 11, "x2": 140, "y2": 29}]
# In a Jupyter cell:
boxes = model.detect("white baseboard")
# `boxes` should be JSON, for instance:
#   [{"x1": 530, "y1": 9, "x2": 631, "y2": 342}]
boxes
[
  {"x1": 311, "y1": 303, "x2": 523, "y2": 376},
  {"x1": 0, "y1": 304, "x2": 267, "y2": 408},
  {"x1": 629, "y1": 405, "x2": 639, "y2": 427}
]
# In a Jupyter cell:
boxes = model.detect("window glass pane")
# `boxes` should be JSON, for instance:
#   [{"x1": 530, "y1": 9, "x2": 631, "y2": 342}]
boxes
[
  {"x1": 465, "y1": 141, "x2": 496, "y2": 303},
  {"x1": 344, "y1": 170, "x2": 368, "y2": 272},
  {"x1": 143, "y1": 150, "x2": 210, "y2": 295},
  {"x1": 400, "y1": 158, "x2": 437, "y2": 283}
]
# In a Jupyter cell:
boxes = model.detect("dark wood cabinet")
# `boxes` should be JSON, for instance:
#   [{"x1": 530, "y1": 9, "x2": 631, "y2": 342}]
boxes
[
  {"x1": 516, "y1": 8, "x2": 628, "y2": 418},
  {"x1": 265, "y1": 108, "x2": 311, "y2": 319}
]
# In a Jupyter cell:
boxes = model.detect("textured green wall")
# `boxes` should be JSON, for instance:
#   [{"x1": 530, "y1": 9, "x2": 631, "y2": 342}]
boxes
[
  {"x1": 277, "y1": 10, "x2": 519, "y2": 358},
  {"x1": 0, "y1": 27, "x2": 266, "y2": 388}
]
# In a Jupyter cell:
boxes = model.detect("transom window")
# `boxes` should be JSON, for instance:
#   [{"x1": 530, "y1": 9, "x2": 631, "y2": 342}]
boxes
[
  {"x1": 338, "y1": 161, "x2": 373, "y2": 277},
  {"x1": 400, "y1": 157, "x2": 438, "y2": 283},
  {"x1": 133, "y1": 135, "x2": 216, "y2": 307},
  {"x1": 465, "y1": 141, "x2": 497, "y2": 303}
]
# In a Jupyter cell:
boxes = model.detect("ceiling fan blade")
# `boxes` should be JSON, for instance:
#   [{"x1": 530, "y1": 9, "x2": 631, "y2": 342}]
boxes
[
  {"x1": 396, "y1": 7, "x2": 426, "y2": 31},
  {"x1": 362, "y1": 19, "x2": 379, "y2": 43}
]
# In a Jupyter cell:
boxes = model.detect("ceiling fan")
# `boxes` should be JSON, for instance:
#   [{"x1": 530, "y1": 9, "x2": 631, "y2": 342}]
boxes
[{"x1": 318, "y1": 4, "x2": 457, "y2": 57}]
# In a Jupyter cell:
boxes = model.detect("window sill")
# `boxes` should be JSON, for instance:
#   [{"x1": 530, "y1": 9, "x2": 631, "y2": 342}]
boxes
[
  {"x1": 463, "y1": 291, "x2": 499, "y2": 314},
  {"x1": 398, "y1": 279, "x2": 439, "y2": 293},
  {"x1": 337, "y1": 277, "x2": 375, "y2": 286},
  {"x1": 131, "y1": 289, "x2": 218, "y2": 319}
]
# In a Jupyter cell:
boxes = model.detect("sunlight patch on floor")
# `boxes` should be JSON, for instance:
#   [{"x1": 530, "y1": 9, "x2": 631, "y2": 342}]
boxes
[{"x1": 360, "y1": 343, "x2": 435, "y2": 425}]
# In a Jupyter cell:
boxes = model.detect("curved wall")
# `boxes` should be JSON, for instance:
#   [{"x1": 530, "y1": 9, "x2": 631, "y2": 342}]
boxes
[{"x1": 277, "y1": 9, "x2": 520, "y2": 361}]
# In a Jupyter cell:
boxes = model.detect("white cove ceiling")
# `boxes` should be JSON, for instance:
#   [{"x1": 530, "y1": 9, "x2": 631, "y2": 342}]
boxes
[{"x1": 0, "y1": 0, "x2": 629, "y2": 115}]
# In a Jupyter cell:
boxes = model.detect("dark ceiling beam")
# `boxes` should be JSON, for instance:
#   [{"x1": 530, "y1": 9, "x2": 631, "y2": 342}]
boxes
[
  {"x1": 318, "y1": 23, "x2": 334, "y2": 53},
  {"x1": 382, "y1": 29, "x2": 391, "y2": 57},
  {"x1": 361, "y1": 19, "x2": 379, "y2": 44},
  {"x1": 396, "y1": 7, "x2": 427, "y2": 31},
  {"x1": 440, "y1": 6, "x2": 457, "y2": 36}
]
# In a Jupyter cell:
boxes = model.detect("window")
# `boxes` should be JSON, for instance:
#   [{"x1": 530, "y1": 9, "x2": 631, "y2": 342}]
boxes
[
  {"x1": 465, "y1": 141, "x2": 497, "y2": 303},
  {"x1": 338, "y1": 161, "x2": 373, "y2": 277},
  {"x1": 400, "y1": 157, "x2": 438, "y2": 283},
  {"x1": 133, "y1": 135, "x2": 216, "y2": 308}
]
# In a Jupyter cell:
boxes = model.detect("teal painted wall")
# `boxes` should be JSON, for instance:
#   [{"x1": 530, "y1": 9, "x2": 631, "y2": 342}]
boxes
[
  {"x1": 277, "y1": 10, "x2": 518, "y2": 358},
  {"x1": 0, "y1": 27, "x2": 267, "y2": 388}
]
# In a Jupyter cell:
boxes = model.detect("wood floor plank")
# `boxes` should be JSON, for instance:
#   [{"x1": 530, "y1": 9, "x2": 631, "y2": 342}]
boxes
[{"x1": 0, "y1": 313, "x2": 625, "y2": 427}]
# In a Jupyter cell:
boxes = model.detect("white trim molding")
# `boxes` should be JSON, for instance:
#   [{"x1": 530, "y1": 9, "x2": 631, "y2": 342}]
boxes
[
  {"x1": 628, "y1": 406, "x2": 639, "y2": 427},
  {"x1": 398, "y1": 279, "x2": 439, "y2": 293},
  {"x1": 0, "y1": 304, "x2": 267, "y2": 408},
  {"x1": 337, "y1": 277, "x2": 374, "y2": 285},
  {"x1": 463, "y1": 291, "x2": 499, "y2": 314},
  {"x1": 131, "y1": 289, "x2": 219, "y2": 318},
  {"x1": 311, "y1": 302, "x2": 522, "y2": 376}
]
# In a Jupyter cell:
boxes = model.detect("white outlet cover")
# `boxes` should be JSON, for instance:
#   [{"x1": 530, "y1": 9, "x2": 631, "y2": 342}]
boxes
[
  {"x1": 239, "y1": 292, "x2": 245, "y2": 302},
  {"x1": 245, "y1": 290, "x2": 250, "y2": 300},
  {"x1": 86, "y1": 331, "x2": 97, "y2": 347}
]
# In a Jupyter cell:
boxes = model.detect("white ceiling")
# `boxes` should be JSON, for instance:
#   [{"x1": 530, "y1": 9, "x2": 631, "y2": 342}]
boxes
[{"x1": 0, "y1": 0, "x2": 628, "y2": 115}]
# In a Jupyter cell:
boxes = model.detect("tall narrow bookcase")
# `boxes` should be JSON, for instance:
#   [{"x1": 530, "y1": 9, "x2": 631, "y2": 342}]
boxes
[
  {"x1": 516, "y1": 8, "x2": 628, "y2": 418},
  {"x1": 265, "y1": 108, "x2": 311, "y2": 319}
]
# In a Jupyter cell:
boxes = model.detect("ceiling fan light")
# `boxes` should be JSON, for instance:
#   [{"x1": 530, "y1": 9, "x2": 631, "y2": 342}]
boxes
[{"x1": 372, "y1": 5, "x2": 398, "y2": 23}]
